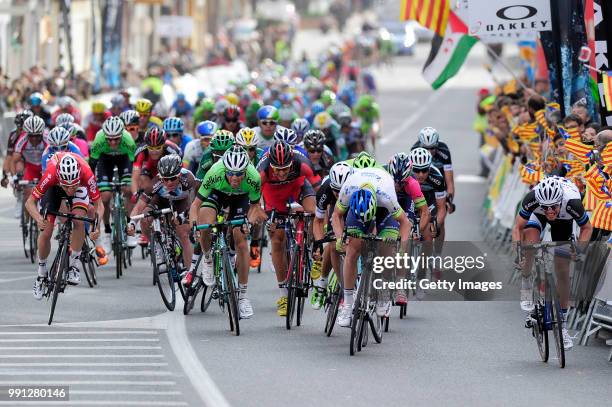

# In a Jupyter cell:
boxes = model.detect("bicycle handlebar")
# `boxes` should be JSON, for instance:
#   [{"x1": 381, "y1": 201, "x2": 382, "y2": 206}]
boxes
[
  {"x1": 17, "y1": 179, "x2": 38, "y2": 186},
  {"x1": 195, "y1": 218, "x2": 246, "y2": 230},
  {"x1": 130, "y1": 207, "x2": 172, "y2": 221},
  {"x1": 45, "y1": 209, "x2": 95, "y2": 224}
]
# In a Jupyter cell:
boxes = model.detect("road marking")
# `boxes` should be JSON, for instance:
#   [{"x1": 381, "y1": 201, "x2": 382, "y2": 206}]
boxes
[
  {"x1": 380, "y1": 87, "x2": 448, "y2": 146},
  {"x1": 0, "y1": 362, "x2": 169, "y2": 367},
  {"x1": 456, "y1": 174, "x2": 486, "y2": 184},
  {"x1": 0, "y1": 276, "x2": 33, "y2": 284},
  {"x1": 0, "y1": 330, "x2": 159, "y2": 335},
  {"x1": 0, "y1": 338, "x2": 159, "y2": 342},
  {"x1": 0, "y1": 354, "x2": 164, "y2": 358},
  {"x1": 0, "y1": 346, "x2": 162, "y2": 350},
  {"x1": 0, "y1": 380, "x2": 176, "y2": 385},
  {"x1": 0, "y1": 402, "x2": 188, "y2": 406},
  {"x1": 167, "y1": 298, "x2": 231, "y2": 407},
  {"x1": 0, "y1": 370, "x2": 174, "y2": 376}
]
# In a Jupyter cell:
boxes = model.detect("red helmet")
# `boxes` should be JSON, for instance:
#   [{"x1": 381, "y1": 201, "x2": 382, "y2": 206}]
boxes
[
  {"x1": 269, "y1": 140, "x2": 293, "y2": 167},
  {"x1": 223, "y1": 105, "x2": 241, "y2": 122},
  {"x1": 145, "y1": 127, "x2": 166, "y2": 147}
]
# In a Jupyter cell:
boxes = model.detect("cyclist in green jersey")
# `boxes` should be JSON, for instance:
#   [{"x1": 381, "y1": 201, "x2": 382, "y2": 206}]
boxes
[{"x1": 195, "y1": 130, "x2": 235, "y2": 180}]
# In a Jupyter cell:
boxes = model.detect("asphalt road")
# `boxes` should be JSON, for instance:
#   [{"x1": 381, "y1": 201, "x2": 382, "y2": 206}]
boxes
[{"x1": 0, "y1": 43, "x2": 610, "y2": 407}]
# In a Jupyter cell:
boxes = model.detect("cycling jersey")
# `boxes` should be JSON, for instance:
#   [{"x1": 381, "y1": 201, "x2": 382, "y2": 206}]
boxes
[
  {"x1": 397, "y1": 175, "x2": 427, "y2": 209},
  {"x1": 416, "y1": 165, "x2": 447, "y2": 207},
  {"x1": 196, "y1": 160, "x2": 261, "y2": 204},
  {"x1": 90, "y1": 130, "x2": 136, "y2": 163},
  {"x1": 41, "y1": 142, "x2": 83, "y2": 172},
  {"x1": 141, "y1": 168, "x2": 198, "y2": 214},
  {"x1": 167, "y1": 134, "x2": 192, "y2": 153},
  {"x1": 195, "y1": 149, "x2": 215, "y2": 180},
  {"x1": 315, "y1": 177, "x2": 338, "y2": 219},
  {"x1": 182, "y1": 139, "x2": 205, "y2": 171},
  {"x1": 308, "y1": 149, "x2": 335, "y2": 178},
  {"x1": 253, "y1": 125, "x2": 288, "y2": 149},
  {"x1": 133, "y1": 140, "x2": 182, "y2": 178},
  {"x1": 15, "y1": 135, "x2": 47, "y2": 181},
  {"x1": 411, "y1": 141, "x2": 453, "y2": 171},
  {"x1": 89, "y1": 130, "x2": 136, "y2": 187},
  {"x1": 6, "y1": 128, "x2": 24, "y2": 155},
  {"x1": 257, "y1": 152, "x2": 321, "y2": 188},
  {"x1": 71, "y1": 137, "x2": 89, "y2": 158},
  {"x1": 519, "y1": 178, "x2": 589, "y2": 226}
]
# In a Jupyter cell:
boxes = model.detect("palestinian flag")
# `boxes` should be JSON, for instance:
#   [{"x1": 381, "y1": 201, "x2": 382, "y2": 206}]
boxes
[{"x1": 422, "y1": 10, "x2": 477, "y2": 89}]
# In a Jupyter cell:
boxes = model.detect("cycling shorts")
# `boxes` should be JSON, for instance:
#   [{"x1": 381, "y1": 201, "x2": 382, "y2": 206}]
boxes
[
  {"x1": 345, "y1": 207, "x2": 399, "y2": 239},
  {"x1": 95, "y1": 154, "x2": 132, "y2": 191},
  {"x1": 201, "y1": 190, "x2": 249, "y2": 222},
  {"x1": 262, "y1": 177, "x2": 315, "y2": 212},
  {"x1": 38, "y1": 186, "x2": 90, "y2": 223}
]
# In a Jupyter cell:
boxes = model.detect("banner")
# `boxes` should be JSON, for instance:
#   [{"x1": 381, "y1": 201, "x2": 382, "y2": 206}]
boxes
[
  {"x1": 101, "y1": 0, "x2": 123, "y2": 89},
  {"x1": 594, "y1": 0, "x2": 612, "y2": 124},
  {"x1": 468, "y1": 0, "x2": 551, "y2": 36}
]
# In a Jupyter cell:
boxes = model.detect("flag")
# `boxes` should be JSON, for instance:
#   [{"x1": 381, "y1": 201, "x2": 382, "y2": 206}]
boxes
[
  {"x1": 602, "y1": 71, "x2": 612, "y2": 111},
  {"x1": 591, "y1": 199, "x2": 612, "y2": 231},
  {"x1": 557, "y1": 126, "x2": 580, "y2": 141},
  {"x1": 519, "y1": 162, "x2": 542, "y2": 185},
  {"x1": 421, "y1": 10, "x2": 477, "y2": 90},
  {"x1": 400, "y1": 0, "x2": 450, "y2": 37},
  {"x1": 564, "y1": 138, "x2": 593, "y2": 163},
  {"x1": 602, "y1": 146, "x2": 612, "y2": 166}
]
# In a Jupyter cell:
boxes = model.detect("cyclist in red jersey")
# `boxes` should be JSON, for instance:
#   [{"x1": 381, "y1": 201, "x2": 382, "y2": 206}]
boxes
[
  {"x1": 25, "y1": 153, "x2": 103, "y2": 299},
  {"x1": 14, "y1": 116, "x2": 48, "y2": 213}
]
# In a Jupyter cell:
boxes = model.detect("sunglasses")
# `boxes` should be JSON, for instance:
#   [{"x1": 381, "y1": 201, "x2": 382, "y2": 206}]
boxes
[
  {"x1": 126, "y1": 126, "x2": 139, "y2": 132},
  {"x1": 271, "y1": 163, "x2": 292, "y2": 171},
  {"x1": 28, "y1": 133, "x2": 43, "y2": 137},
  {"x1": 225, "y1": 118, "x2": 239, "y2": 123},
  {"x1": 413, "y1": 168, "x2": 429, "y2": 174},
  {"x1": 107, "y1": 137, "x2": 122, "y2": 142},
  {"x1": 261, "y1": 120, "x2": 277, "y2": 126},
  {"x1": 161, "y1": 175, "x2": 179, "y2": 182},
  {"x1": 541, "y1": 204, "x2": 560, "y2": 211},
  {"x1": 147, "y1": 145, "x2": 164, "y2": 151},
  {"x1": 167, "y1": 132, "x2": 182, "y2": 138},
  {"x1": 307, "y1": 148, "x2": 323, "y2": 154},
  {"x1": 226, "y1": 170, "x2": 245, "y2": 177}
]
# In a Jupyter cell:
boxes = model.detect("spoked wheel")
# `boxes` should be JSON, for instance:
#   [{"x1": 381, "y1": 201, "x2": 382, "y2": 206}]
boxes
[
  {"x1": 551, "y1": 299, "x2": 566, "y2": 368},
  {"x1": 29, "y1": 217, "x2": 38, "y2": 263},
  {"x1": 324, "y1": 289, "x2": 341, "y2": 336},
  {"x1": 48, "y1": 246, "x2": 68, "y2": 326},
  {"x1": 82, "y1": 253, "x2": 96, "y2": 288},
  {"x1": 285, "y1": 247, "x2": 299, "y2": 330},
  {"x1": 296, "y1": 253, "x2": 310, "y2": 327},
  {"x1": 152, "y1": 235, "x2": 176, "y2": 311},
  {"x1": 200, "y1": 283, "x2": 214, "y2": 312},
  {"x1": 350, "y1": 311, "x2": 366, "y2": 356},
  {"x1": 21, "y1": 211, "x2": 29, "y2": 259},
  {"x1": 369, "y1": 311, "x2": 383, "y2": 344},
  {"x1": 114, "y1": 238, "x2": 122, "y2": 279},
  {"x1": 223, "y1": 252, "x2": 240, "y2": 336},
  {"x1": 183, "y1": 277, "x2": 202, "y2": 315},
  {"x1": 532, "y1": 302, "x2": 549, "y2": 363}
]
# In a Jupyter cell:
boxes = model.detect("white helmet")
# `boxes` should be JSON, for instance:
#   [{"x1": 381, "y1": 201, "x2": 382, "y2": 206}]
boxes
[
  {"x1": 23, "y1": 115, "x2": 46, "y2": 134},
  {"x1": 418, "y1": 127, "x2": 439, "y2": 148},
  {"x1": 235, "y1": 127, "x2": 260, "y2": 148},
  {"x1": 56, "y1": 154, "x2": 81, "y2": 186},
  {"x1": 329, "y1": 161, "x2": 353, "y2": 190},
  {"x1": 535, "y1": 177, "x2": 564, "y2": 206},
  {"x1": 273, "y1": 127, "x2": 298, "y2": 145},
  {"x1": 409, "y1": 147, "x2": 432, "y2": 169},
  {"x1": 222, "y1": 145, "x2": 249, "y2": 172},
  {"x1": 102, "y1": 116, "x2": 124, "y2": 137},
  {"x1": 55, "y1": 113, "x2": 75, "y2": 126},
  {"x1": 47, "y1": 127, "x2": 71, "y2": 147}
]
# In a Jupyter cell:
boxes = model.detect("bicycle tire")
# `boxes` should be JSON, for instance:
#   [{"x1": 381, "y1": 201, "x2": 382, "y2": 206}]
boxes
[
  {"x1": 29, "y1": 217, "x2": 37, "y2": 264},
  {"x1": 285, "y1": 245, "x2": 299, "y2": 330},
  {"x1": 21, "y1": 206, "x2": 29, "y2": 259},
  {"x1": 296, "y1": 248, "x2": 309, "y2": 327},
  {"x1": 82, "y1": 252, "x2": 94, "y2": 288},
  {"x1": 48, "y1": 243, "x2": 69, "y2": 325},
  {"x1": 152, "y1": 234, "x2": 176, "y2": 311},
  {"x1": 201, "y1": 283, "x2": 214, "y2": 312},
  {"x1": 384, "y1": 316, "x2": 389, "y2": 332},
  {"x1": 533, "y1": 302, "x2": 549, "y2": 363},
  {"x1": 369, "y1": 313, "x2": 383, "y2": 344},
  {"x1": 551, "y1": 296, "x2": 566, "y2": 368},
  {"x1": 183, "y1": 276, "x2": 202, "y2": 315},
  {"x1": 325, "y1": 288, "x2": 341, "y2": 337},
  {"x1": 223, "y1": 251, "x2": 240, "y2": 336}
]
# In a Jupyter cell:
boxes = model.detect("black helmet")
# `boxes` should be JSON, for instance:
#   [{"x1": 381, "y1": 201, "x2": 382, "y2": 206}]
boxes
[
  {"x1": 157, "y1": 154, "x2": 182, "y2": 178},
  {"x1": 303, "y1": 129, "x2": 326, "y2": 151}
]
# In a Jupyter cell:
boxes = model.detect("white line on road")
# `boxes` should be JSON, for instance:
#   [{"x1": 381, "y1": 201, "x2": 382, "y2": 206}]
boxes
[
  {"x1": 0, "y1": 354, "x2": 164, "y2": 358},
  {"x1": 0, "y1": 402, "x2": 188, "y2": 406},
  {"x1": 166, "y1": 298, "x2": 231, "y2": 407},
  {"x1": 0, "y1": 381, "x2": 176, "y2": 385},
  {"x1": 0, "y1": 362, "x2": 168, "y2": 367},
  {"x1": 0, "y1": 370, "x2": 174, "y2": 376},
  {"x1": 0, "y1": 338, "x2": 159, "y2": 342},
  {"x1": 380, "y1": 87, "x2": 449, "y2": 146},
  {"x1": 0, "y1": 330, "x2": 159, "y2": 335},
  {"x1": 456, "y1": 174, "x2": 486, "y2": 184},
  {"x1": 0, "y1": 276, "x2": 33, "y2": 284},
  {"x1": 0, "y1": 346, "x2": 162, "y2": 350}
]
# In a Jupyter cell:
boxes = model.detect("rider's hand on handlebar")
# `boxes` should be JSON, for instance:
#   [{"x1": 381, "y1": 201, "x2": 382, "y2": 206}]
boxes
[
  {"x1": 335, "y1": 237, "x2": 345, "y2": 253},
  {"x1": 36, "y1": 217, "x2": 49, "y2": 231},
  {"x1": 127, "y1": 221, "x2": 136, "y2": 236}
]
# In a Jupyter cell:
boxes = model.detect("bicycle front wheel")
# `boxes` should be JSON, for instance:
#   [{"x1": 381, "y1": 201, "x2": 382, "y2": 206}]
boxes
[
  {"x1": 223, "y1": 251, "x2": 240, "y2": 336},
  {"x1": 152, "y1": 235, "x2": 176, "y2": 311},
  {"x1": 551, "y1": 298, "x2": 566, "y2": 368},
  {"x1": 48, "y1": 244, "x2": 69, "y2": 325},
  {"x1": 29, "y1": 217, "x2": 38, "y2": 264},
  {"x1": 285, "y1": 246, "x2": 299, "y2": 330}
]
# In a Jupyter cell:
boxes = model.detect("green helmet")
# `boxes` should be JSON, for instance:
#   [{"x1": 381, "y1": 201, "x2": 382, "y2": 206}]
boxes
[
  {"x1": 200, "y1": 98, "x2": 215, "y2": 112},
  {"x1": 353, "y1": 151, "x2": 376, "y2": 169},
  {"x1": 355, "y1": 95, "x2": 374, "y2": 111},
  {"x1": 210, "y1": 129, "x2": 235, "y2": 152},
  {"x1": 245, "y1": 101, "x2": 262, "y2": 127},
  {"x1": 320, "y1": 90, "x2": 336, "y2": 106}
]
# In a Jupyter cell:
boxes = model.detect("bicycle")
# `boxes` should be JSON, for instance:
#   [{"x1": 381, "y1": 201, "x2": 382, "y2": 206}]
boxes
[
  {"x1": 315, "y1": 233, "x2": 343, "y2": 337},
  {"x1": 520, "y1": 241, "x2": 574, "y2": 368},
  {"x1": 80, "y1": 232, "x2": 98, "y2": 288},
  {"x1": 106, "y1": 177, "x2": 131, "y2": 279},
  {"x1": 17, "y1": 179, "x2": 39, "y2": 263},
  {"x1": 349, "y1": 232, "x2": 389, "y2": 356},
  {"x1": 42, "y1": 209, "x2": 95, "y2": 325},
  {"x1": 188, "y1": 218, "x2": 246, "y2": 336},
  {"x1": 131, "y1": 207, "x2": 187, "y2": 311},
  {"x1": 270, "y1": 203, "x2": 314, "y2": 330}
]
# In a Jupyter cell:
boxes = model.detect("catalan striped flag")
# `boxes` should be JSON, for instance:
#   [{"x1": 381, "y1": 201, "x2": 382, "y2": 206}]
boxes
[
  {"x1": 557, "y1": 126, "x2": 580, "y2": 141},
  {"x1": 583, "y1": 185, "x2": 599, "y2": 211},
  {"x1": 400, "y1": 0, "x2": 450, "y2": 37},
  {"x1": 564, "y1": 138, "x2": 593, "y2": 163},
  {"x1": 519, "y1": 162, "x2": 542, "y2": 185},
  {"x1": 591, "y1": 199, "x2": 612, "y2": 231},
  {"x1": 602, "y1": 71, "x2": 612, "y2": 111},
  {"x1": 602, "y1": 145, "x2": 612, "y2": 166}
]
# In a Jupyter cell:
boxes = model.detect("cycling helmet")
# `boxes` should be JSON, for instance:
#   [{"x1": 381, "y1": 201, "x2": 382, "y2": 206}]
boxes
[
  {"x1": 47, "y1": 126, "x2": 71, "y2": 147},
  {"x1": 210, "y1": 130, "x2": 235, "y2": 152},
  {"x1": 57, "y1": 96, "x2": 71, "y2": 109},
  {"x1": 102, "y1": 116, "x2": 125, "y2": 137},
  {"x1": 120, "y1": 110, "x2": 140, "y2": 126},
  {"x1": 55, "y1": 113, "x2": 74, "y2": 126},
  {"x1": 310, "y1": 101, "x2": 325, "y2": 116},
  {"x1": 535, "y1": 177, "x2": 564, "y2": 206},
  {"x1": 91, "y1": 101, "x2": 107, "y2": 114},
  {"x1": 291, "y1": 118, "x2": 310, "y2": 139},
  {"x1": 214, "y1": 99, "x2": 230, "y2": 114},
  {"x1": 135, "y1": 98, "x2": 153, "y2": 114},
  {"x1": 29, "y1": 92, "x2": 44, "y2": 107},
  {"x1": 418, "y1": 127, "x2": 439, "y2": 148},
  {"x1": 152, "y1": 103, "x2": 169, "y2": 119},
  {"x1": 320, "y1": 90, "x2": 336, "y2": 106},
  {"x1": 388, "y1": 152, "x2": 413, "y2": 182},
  {"x1": 14, "y1": 110, "x2": 33, "y2": 127},
  {"x1": 278, "y1": 107, "x2": 297, "y2": 122},
  {"x1": 110, "y1": 94, "x2": 124, "y2": 107},
  {"x1": 163, "y1": 117, "x2": 184, "y2": 133},
  {"x1": 337, "y1": 111, "x2": 352, "y2": 127},
  {"x1": 176, "y1": 92, "x2": 186, "y2": 101},
  {"x1": 313, "y1": 112, "x2": 334, "y2": 130},
  {"x1": 144, "y1": 127, "x2": 166, "y2": 147},
  {"x1": 157, "y1": 154, "x2": 182, "y2": 178},
  {"x1": 409, "y1": 147, "x2": 432, "y2": 169},
  {"x1": 329, "y1": 162, "x2": 353, "y2": 190},
  {"x1": 196, "y1": 120, "x2": 217, "y2": 137},
  {"x1": 235, "y1": 127, "x2": 259, "y2": 147},
  {"x1": 56, "y1": 154, "x2": 81, "y2": 186},
  {"x1": 269, "y1": 140, "x2": 293, "y2": 167},
  {"x1": 349, "y1": 188, "x2": 377, "y2": 223},
  {"x1": 69, "y1": 124, "x2": 86, "y2": 140},
  {"x1": 328, "y1": 102, "x2": 350, "y2": 120},
  {"x1": 200, "y1": 98, "x2": 215, "y2": 112},
  {"x1": 257, "y1": 105, "x2": 279, "y2": 121},
  {"x1": 273, "y1": 127, "x2": 298, "y2": 145},
  {"x1": 353, "y1": 151, "x2": 376, "y2": 169},
  {"x1": 225, "y1": 92, "x2": 240, "y2": 106},
  {"x1": 23, "y1": 115, "x2": 46, "y2": 134},
  {"x1": 223, "y1": 145, "x2": 249, "y2": 172},
  {"x1": 223, "y1": 105, "x2": 241, "y2": 122},
  {"x1": 303, "y1": 129, "x2": 326, "y2": 150}
]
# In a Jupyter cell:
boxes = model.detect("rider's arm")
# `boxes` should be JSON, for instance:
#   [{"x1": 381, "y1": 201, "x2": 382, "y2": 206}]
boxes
[
  {"x1": 418, "y1": 204, "x2": 430, "y2": 233},
  {"x1": 129, "y1": 198, "x2": 147, "y2": 218},
  {"x1": 331, "y1": 205, "x2": 346, "y2": 242},
  {"x1": 435, "y1": 193, "x2": 447, "y2": 225},
  {"x1": 25, "y1": 194, "x2": 44, "y2": 224},
  {"x1": 13, "y1": 152, "x2": 24, "y2": 175}
]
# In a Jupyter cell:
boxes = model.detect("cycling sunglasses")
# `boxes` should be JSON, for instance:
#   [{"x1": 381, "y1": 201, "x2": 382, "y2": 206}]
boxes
[
  {"x1": 541, "y1": 204, "x2": 560, "y2": 211},
  {"x1": 261, "y1": 120, "x2": 277, "y2": 126},
  {"x1": 28, "y1": 133, "x2": 43, "y2": 137},
  {"x1": 308, "y1": 148, "x2": 323, "y2": 154},
  {"x1": 412, "y1": 168, "x2": 429, "y2": 174},
  {"x1": 107, "y1": 136, "x2": 122, "y2": 142},
  {"x1": 271, "y1": 163, "x2": 292, "y2": 171},
  {"x1": 161, "y1": 175, "x2": 179, "y2": 182},
  {"x1": 225, "y1": 118, "x2": 239, "y2": 123},
  {"x1": 126, "y1": 125, "x2": 139, "y2": 132},
  {"x1": 147, "y1": 145, "x2": 164, "y2": 151},
  {"x1": 167, "y1": 132, "x2": 182, "y2": 138},
  {"x1": 226, "y1": 170, "x2": 245, "y2": 177}
]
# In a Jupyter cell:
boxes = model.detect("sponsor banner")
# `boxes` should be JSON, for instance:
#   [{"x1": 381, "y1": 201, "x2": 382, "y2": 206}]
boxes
[
  {"x1": 478, "y1": 30, "x2": 537, "y2": 43},
  {"x1": 468, "y1": 0, "x2": 551, "y2": 35}
]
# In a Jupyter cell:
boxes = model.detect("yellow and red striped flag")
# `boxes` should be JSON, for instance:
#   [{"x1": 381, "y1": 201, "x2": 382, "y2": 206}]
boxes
[
  {"x1": 400, "y1": 0, "x2": 450, "y2": 37},
  {"x1": 602, "y1": 145, "x2": 612, "y2": 166},
  {"x1": 591, "y1": 200, "x2": 612, "y2": 231},
  {"x1": 564, "y1": 138, "x2": 593, "y2": 163},
  {"x1": 519, "y1": 162, "x2": 542, "y2": 185},
  {"x1": 603, "y1": 71, "x2": 612, "y2": 111}
]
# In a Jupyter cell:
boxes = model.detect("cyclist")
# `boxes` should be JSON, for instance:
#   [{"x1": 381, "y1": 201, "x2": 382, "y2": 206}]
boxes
[
  {"x1": 512, "y1": 176, "x2": 592, "y2": 350},
  {"x1": 54, "y1": 112, "x2": 75, "y2": 128},
  {"x1": 28, "y1": 92, "x2": 52, "y2": 127},
  {"x1": 183, "y1": 121, "x2": 217, "y2": 173},
  {"x1": 313, "y1": 111, "x2": 347, "y2": 160},
  {"x1": 135, "y1": 98, "x2": 163, "y2": 140},
  {"x1": 291, "y1": 118, "x2": 310, "y2": 144},
  {"x1": 89, "y1": 116, "x2": 137, "y2": 253},
  {"x1": 52, "y1": 96, "x2": 81, "y2": 125},
  {"x1": 41, "y1": 127, "x2": 83, "y2": 172},
  {"x1": 257, "y1": 140, "x2": 320, "y2": 316},
  {"x1": 13, "y1": 116, "x2": 47, "y2": 209},
  {"x1": 302, "y1": 129, "x2": 335, "y2": 178},
  {"x1": 163, "y1": 117, "x2": 192, "y2": 153},
  {"x1": 170, "y1": 92, "x2": 194, "y2": 119},
  {"x1": 188, "y1": 145, "x2": 268, "y2": 319},
  {"x1": 120, "y1": 110, "x2": 141, "y2": 144},
  {"x1": 192, "y1": 98, "x2": 217, "y2": 128},
  {"x1": 2, "y1": 110, "x2": 32, "y2": 190},
  {"x1": 310, "y1": 161, "x2": 353, "y2": 309},
  {"x1": 254, "y1": 105, "x2": 286, "y2": 150},
  {"x1": 66, "y1": 124, "x2": 90, "y2": 159},
  {"x1": 110, "y1": 94, "x2": 128, "y2": 117},
  {"x1": 235, "y1": 127, "x2": 264, "y2": 166},
  {"x1": 332, "y1": 167, "x2": 411, "y2": 327},
  {"x1": 353, "y1": 94, "x2": 380, "y2": 152},
  {"x1": 220, "y1": 105, "x2": 243, "y2": 135},
  {"x1": 128, "y1": 154, "x2": 199, "y2": 275},
  {"x1": 26, "y1": 153, "x2": 103, "y2": 299},
  {"x1": 195, "y1": 130, "x2": 235, "y2": 180},
  {"x1": 278, "y1": 106, "x2": 298, "y2": 129},
  {"x1": 269, "y1": 127, "x2": 309, "y2": 159},
  {"x1": 84, "y1": 101, "x2": 111, "y2": 143},
  {"x1": 337, "y1": 111, "x2": 364, "y2": 156}
]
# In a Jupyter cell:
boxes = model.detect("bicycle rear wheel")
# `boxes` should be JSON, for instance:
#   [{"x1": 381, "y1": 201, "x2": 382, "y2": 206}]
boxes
[
  {"x1": 551, "y1": 298, "x2": 566, "y2": 368},
  {"x1": 296, "y1": 250, "x2": 310, "y2": 327},
  {"x1": 48, "y1": 244, "x2": 69, "y2": 325},
  {"x1": 223, "y1": 251, "x2": 240, "y2": 336},
  {"x1": 21, "y1": 210, "x2": 29, "y2": 259},
  {"x1": 152, "y1": 235, "x2": 176, "y2": 311},
  {"x1": 285, "y1": 246, "x2": 299, "y2": 330},
  {"x1": 325, "y1": 286, "x2": 340, "y2": 336},
  {"x1": 29, "y1": 217, "x2": 37, "y2": 264},
  {"x1": 184, "y1": 276, "x2": 202, "y2": 315}
]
